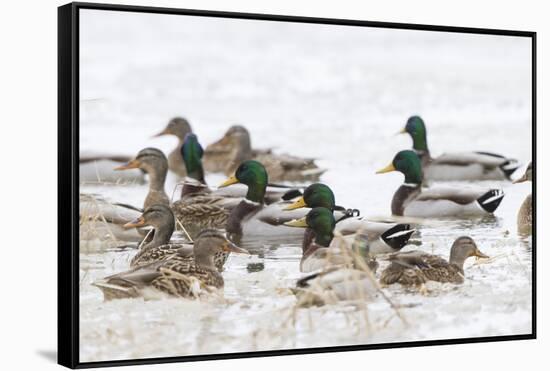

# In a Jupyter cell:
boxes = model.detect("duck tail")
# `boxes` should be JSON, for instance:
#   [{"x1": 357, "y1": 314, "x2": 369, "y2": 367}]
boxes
[
  {"x1": 381, "y1": 224, "x2": 415, "y2": 251},
  {"x1": 477, "y1": 189, "x2": 505, "y2": 213},
  {"x1": 92, "y1": 279, "x2": 140, "y2": 300},
  {"x1": 500, "y1": 159, "x2": 521, "y2": 179}
]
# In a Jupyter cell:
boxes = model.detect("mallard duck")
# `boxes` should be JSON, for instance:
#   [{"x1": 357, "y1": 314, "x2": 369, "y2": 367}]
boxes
[
  {"x1": 152, "y1": 117, "x2": 193, "y2": 177},
  {"x1": 376, "y1": 150, "x2": 505, "y2": 217},
  {"x1": 293, "y1": 265, "x2": 379, "y2": 306},
  {"x1": 79, "y1": 193, "x2": 144, "y2": 244},
  {"x1": 93, "y1": 229, "x2": 249, "y2": 300},
  {"x1": 123, "y1": 204, "x2": 230, "y2": 270},
  {"x1": 218, "y1": 160, "x2": 307, "y2": 243},
  {"x1": 166, "y1": 133, "x2": 236, "y2": 239},
  {"x1": 204, "y1": 125, "x2": 325, "y2": 182},
  {"x1": 399, "y1": 116, "x2": 519, "y2": 181},
  {"x1": 80, "y1": 152, "x2": 145, "y2": 184},
  {"x1": 380, "y1": 236, "x2": 488, "y2": 289},
  {"x1": 114, "y1": 147, "x2": 170, "y2": 209},
  {"x1": 284, "y1": 183, "x2": 415, "y2": 254},
  {"x1": 285, "y1": 207, "x2": 378, "y2": 273},
  {"x1": 513, "y1": 162, "x2": 532, "y2": 235}
]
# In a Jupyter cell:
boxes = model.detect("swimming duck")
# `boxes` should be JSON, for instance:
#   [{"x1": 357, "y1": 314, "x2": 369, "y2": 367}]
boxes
[
  {"x1": 376, "y1": 150, "x2": 505, "y2": 217},
  {"x1": 379, "y1": 236, "x2": 488, "y2": 289},
  {"x1": 80, "y1": 152, "x2": 145, "y2": 184},
  {"x1": 79, "y1": 193, "x2": 144, "y2": 244},
  {"x1": 172, "y1": 134, "x2": 302, "y2": 238},
  {"x1": 93, "y1": 229, "x2": 249, "y2": 300},
  {"x1": 513, "y1": 162, "x2": 532, "y2": 235},
  {"x1": 171, "y1": 133, "x2": 234, "y2": 238},
  {"x1": 124, "y1": 204, "x2": 230, "y2": 270},
  {"x1": 293, "y1": 265, "x2": 379, "y2": 306},
  {"x1": 284, "y1": 183, "x2": 415, "y2": 254},
  {"x1": 152, "y1": 117, "x2": 193, "y2": 177},
  {"x1": 218, "y1": 160, "x2": 306, "y2": 243},
  {"x1": 114, "y1": 147, "x2": 170, "y2": 209},
  {"x1": 285, "y1": 207, "x2": 378, "y2": 273},
  {"x1": 399, "y1": 116, "x2": 519, "y2": 181},
  {"x1": 204, "y1": 125, "x2": 325, "y2": 182}
]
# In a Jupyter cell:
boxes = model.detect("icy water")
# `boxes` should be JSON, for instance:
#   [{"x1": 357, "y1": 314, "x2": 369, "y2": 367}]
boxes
[{"x1": 79, "y1": 10, "x2": 532, "y2": 362}]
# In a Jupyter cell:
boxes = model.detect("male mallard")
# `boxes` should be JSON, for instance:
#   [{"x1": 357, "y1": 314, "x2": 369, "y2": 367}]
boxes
[
  {"x1": 123, "y1": 204, "x2": 230, "y2": 271},
  {"x1": 218, "y1": 160, "x2": 306, "y2": 243},
  {"x1": 285, "y1": 207, "x2": 378, "y2": 273},
  {"x1": 93, "y1": 229, "x2": 248, "y2": 300},
  {"x1": 380, "y1": 236, "x2": 488, "y2": 289},
  {"x1": 284, "y1": 183, "x2": 415, "y2": 254},
  {"x1": 399, "y1": 116, "x2": 519, "y2": 181},
  {"x1": 376, "y1": 150, "x2": 505, "y2": 217},
  {"x1": 152, "y1": 117, "x2": 193, "y2": 177},
  {"x1": 204, "y1": 125, "x2": 325, "y2": 182},
  {"x1": 115, "y1": 147, "x2": 170, "y2": 209},
  {"x1": 513, "y1": 162, "x2": 532, "y2": 235}
]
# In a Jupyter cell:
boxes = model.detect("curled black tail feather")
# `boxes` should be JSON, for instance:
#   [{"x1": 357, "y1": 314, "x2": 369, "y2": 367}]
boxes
[
  {"x1": 381, "y1": 224, "x2": 415, "y2": 251},
  {"x1": 477, "y1": 189, "x2": 505, "y2": 213}
]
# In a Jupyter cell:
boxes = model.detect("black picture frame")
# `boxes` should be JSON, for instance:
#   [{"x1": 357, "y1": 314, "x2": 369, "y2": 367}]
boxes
[{"x1": 58, "y1": 2, "x2": 537, "y2": 368}]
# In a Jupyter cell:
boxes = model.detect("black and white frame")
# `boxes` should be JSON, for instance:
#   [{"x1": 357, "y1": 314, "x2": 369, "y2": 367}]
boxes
[{"x1": 58, "y1": 2, "x2": 536, "y2": 368}]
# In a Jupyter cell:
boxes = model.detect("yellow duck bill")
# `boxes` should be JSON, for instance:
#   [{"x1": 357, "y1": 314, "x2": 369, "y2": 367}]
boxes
[
  {"x1": 284, "y1": 217, "x2": 308, "y2": 228},
  {"x1": 219, "y1": 175, "x2": 239, "y2": 188},
  {"x1": 114, "y1": 159, "x2": 141, "y2": 171},
  {"x1": 376, "y1": 163, "x2": 396, "y2": 174},
  {"x1": 284, "y1": 196, "x2": 307, "y2": 210}
]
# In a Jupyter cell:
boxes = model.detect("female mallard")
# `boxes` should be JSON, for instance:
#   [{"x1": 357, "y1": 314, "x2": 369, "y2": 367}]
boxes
[
  {"x1": 204, "y1": 125, "x2": 325, "y2": 182},
  {"x1": 376, "y1": 150, "x2": 505, "y2": 217},
  {"x1": 218, "y1": 160, "x2": 306, "y2": 243},
  {"x1": 380, "y1": 236, "x2": 488, "y2": 288},
  {"x1": 115, "y1": 147, "x2": 170, "y2": 209},
  {"x1": 285, "y1": 207, "x2": 378, "y2": 273},
  {"x1": 400, "y1": 116, "x2": 519, "y2": 181},
  {"x1": 152, "y1": 117, "x2": 193, "y2": 177},
  {"x1": 123, "y1": 204, "x2": 231, "y2": 271},
  {"x1": 115, "y1": 146, "x2": 222, "y2": 241},
  {"x1": 82, "y1": 148, "x2": 169, "y2": 242},
  {"x1": 284, "y1": 183, "x2": 415, "y2": 254},
  {"x1": 513, "y1": 162, "x2": 532, "y2": 235},
  {"x1": 93, "y1": 229, "x2": 248, "y2": 300}
]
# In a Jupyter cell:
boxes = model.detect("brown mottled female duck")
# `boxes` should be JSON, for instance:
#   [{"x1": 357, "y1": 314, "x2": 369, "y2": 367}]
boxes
[
  {"x1": 513, "y1": 162, "x2": 532, "y2": 235},
  {"x1": 380, "y1": 236, "x2": 488, "y2": 289},
  {"x1": 93, "y1": 228, "x2": 248, "y2": 300},
  {"x1": 204, "y1": 125, "x2": 325, "y2": 182},
  {"x1": 115, "y1": 147, "x2": 170, "y2": 209},
  {"x1": 152, "y1": 117, "x2": 193, "y2": 177},
  {"x1": 124, "y1": 204, "x2": 231, "y2": 270}
]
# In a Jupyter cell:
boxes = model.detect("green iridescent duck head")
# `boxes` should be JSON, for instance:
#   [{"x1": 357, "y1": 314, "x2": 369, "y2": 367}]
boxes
[
  {"x1": 400, "y1": 115, "x2": 429, "y2": 152},
  {"x1": 284, "y1": 183, "x2": 336, "y2": 210},
  {"x1": 376, "y1": 150, "x2": 423, "y2": 185},
  {"x1": 284, "y1": 207, "x2": 335, "y2": 247},
  {"x1": 218, "y1": 160, "x2": 268, "y2": 203},
  {"x1": 181, "y1": 133, "x2": 205, "y2": 183}
]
